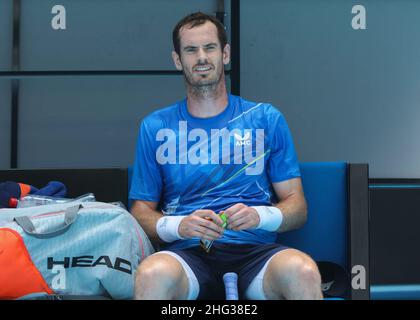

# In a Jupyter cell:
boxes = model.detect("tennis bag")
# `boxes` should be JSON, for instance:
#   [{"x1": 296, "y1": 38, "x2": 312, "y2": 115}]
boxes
[{"x1": 0, "y1": 201, "x2": 155, "y2": 300}]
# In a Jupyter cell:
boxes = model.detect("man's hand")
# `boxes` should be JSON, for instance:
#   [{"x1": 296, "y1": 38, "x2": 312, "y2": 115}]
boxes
[
  {"x1": 224, "y1": 203, "x2": 260, "y2": 231},
  {"x1": 178, "y1": 210, "x2": 225, "y2": 240}
]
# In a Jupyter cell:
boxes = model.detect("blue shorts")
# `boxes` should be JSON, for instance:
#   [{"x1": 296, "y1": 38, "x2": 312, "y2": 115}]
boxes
[{"x1": 166, "y1": 242, "x2": 289, "y2": 300}]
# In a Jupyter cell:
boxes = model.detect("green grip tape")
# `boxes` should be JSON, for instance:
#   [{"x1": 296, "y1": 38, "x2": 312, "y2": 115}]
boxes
[{"x1": 220, "y1": 213, "x2": 227, "y2": 228}]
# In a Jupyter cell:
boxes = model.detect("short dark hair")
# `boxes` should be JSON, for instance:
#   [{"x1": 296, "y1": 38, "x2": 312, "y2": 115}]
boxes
[{"x1": 172, "y1": 12, "x2": 227, "y2": 55}]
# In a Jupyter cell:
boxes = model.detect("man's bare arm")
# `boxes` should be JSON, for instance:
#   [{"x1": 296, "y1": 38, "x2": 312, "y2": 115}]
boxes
[
  {"x1": 223, "y1": 177, "x2": 307, "y2": 233},
  {"x1": 130, "y1": 200, "x2": 163, "y2": 242},
  {"x1": 272, "y1": 177, "x2": 307, "y2": 233}
]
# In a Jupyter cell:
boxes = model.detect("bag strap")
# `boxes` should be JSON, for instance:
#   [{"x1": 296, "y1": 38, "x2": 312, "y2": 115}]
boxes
[{"x1": 14, "y1": 205, "x2": 80, "y2": 238}]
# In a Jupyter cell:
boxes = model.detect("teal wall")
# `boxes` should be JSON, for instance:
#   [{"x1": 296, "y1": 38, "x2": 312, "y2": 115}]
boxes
[
  {"x1": 0, "y1": 1, "x2": 12, "y2": 168},
  {"x1": 241, "y1": 0, "x2": 420, "y2": 178},
  {"x1": 0, "y1": 0, "x2": 231, "y2": 169}
]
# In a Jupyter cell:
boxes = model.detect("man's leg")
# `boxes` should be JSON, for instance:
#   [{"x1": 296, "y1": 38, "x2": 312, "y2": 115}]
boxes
[
  {"x1": 262, "y1": 249, "x2": 323, "y2": 300},
  {"x1": 134, "y1": 252, "x2": 191, "y2": 300},
  {"x1": 245, "y1": 248, "x2": 323, "y2": 300}
]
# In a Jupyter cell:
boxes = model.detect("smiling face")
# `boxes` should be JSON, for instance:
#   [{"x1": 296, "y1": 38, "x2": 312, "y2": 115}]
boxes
[{"x1": 172, "y1": 21, "x2": 230, "y2": 91}]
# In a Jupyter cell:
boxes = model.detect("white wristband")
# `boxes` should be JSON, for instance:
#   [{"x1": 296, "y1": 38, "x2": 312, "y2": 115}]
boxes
[
  {"x1": 156, "y1": 215, "x2": 185, "y2": 243},
  {"x1": 252, "y1": 206, "x2": 283, "y2": 232}
]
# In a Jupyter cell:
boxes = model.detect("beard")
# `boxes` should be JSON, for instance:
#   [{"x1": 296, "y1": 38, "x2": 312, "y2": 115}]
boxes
[{"x1": 183, "y1": 62, "x2": 224, "y2": 96}]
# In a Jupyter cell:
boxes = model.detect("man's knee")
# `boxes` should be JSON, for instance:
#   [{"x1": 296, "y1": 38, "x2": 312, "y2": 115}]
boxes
[
  {"x1": 135, "y1": 253, "x2": 188, "y2": 299},
  {"x1": 283, "y1": 253, "x2": 321, "y2": 285},
  {"x1": 137, "y1": 253, "x2": 186, "y2": 284},
  {"x1": 265, "y1": 249, "x2": 321, "y2": 293}
]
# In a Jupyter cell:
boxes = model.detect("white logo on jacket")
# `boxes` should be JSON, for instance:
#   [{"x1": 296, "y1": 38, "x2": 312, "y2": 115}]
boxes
[{"x1": 234, "y1": 132, "x2": 251, "y2": 146}]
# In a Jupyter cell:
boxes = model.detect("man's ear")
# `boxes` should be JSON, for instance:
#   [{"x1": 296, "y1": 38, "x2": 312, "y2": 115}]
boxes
[
  {"x1": 222, "y1": 43, "x2": 231, "y2": 65},
  {"x1": 172, "y1": 51, "x2": 183, "y2": 71}
]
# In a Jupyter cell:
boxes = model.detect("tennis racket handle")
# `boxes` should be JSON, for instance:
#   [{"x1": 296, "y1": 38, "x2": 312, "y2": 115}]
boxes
[{"x1": 223, "y1": 272, "x2": 239, "y2": 300}]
